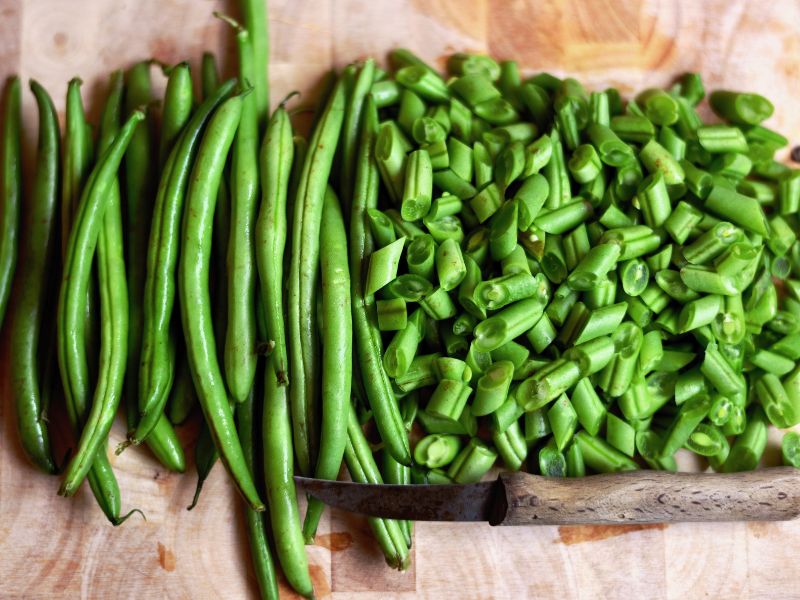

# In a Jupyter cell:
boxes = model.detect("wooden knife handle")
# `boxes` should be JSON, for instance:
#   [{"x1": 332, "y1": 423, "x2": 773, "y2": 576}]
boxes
[{"x1": 490, "y1": 467, "x2": 800, "y2": 526}]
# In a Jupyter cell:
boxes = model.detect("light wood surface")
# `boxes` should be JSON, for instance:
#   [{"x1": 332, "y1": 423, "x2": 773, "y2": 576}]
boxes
[{"x1": 2, "y1": 0, "x2": 800, "y2": 598}]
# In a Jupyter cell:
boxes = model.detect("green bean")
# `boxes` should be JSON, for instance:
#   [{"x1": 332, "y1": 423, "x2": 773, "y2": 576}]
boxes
[
  {"x1": 660, "y1": 394, "x2": 711, "y2": 457},
  {"x1": 569, "y1": 378, "x2": 606, "y2": 437},
  {"x1": 636, "y1": 430, "x2": 677, "y2": 471},
  {"x1": 659, "y1": 126, "x2": 686, "y2": 161},
  {"x1": 223, "y1": 23, "x2": 261, "y2": 405},
  {"x1": 375, "y1": 298, "x2": 407, "y2": 331},
  {"x1": 701, "y1": 342, "x2": 743, "y2": 396},
  {"x1": 574, "y1": 431, "x2": 638, "y2": 473},
  {"x1": 640, "y1": 138, "x2": 685, "y2": 185},
  {"x1": 239, "y1": 0, "x2": 269, "y2": 127},
  {"x1": 57, "y1": 82, "x2": 142, "y2": 496},
  {"x1": 698, "y1": 125, "x2": 749, "y2": 154},
  {"x1": 723, "y1": 406, "x2": 768, "y2": 472},
  {"x1": 0, "y1": 76, "x2": 20, "y2": 331},
  {"x1": 414, "y1": 434, "x2": 461, "y2": 469},
  {"x1": 10, "y1": 80, "x2": 58, "y2": 473},
  {"x1": 580, "y1": 261, "x2": 614, "y2": 301},
  {"x1": 158, "y1": 62, "x2": 193, "y2": 166},
  {"x1": 674, "y1": 73, "x2": 705, "y2": 105},
  {"x1": 121, "y1": 62, "x2": 186, "y2": 470},
  {"x1": 133, "y1": 79, "x2": 238, "y2": 448},
  {"x1": 611, "y1": 115, "x2": 655, "y2": 144},
  {"x1": 61, "y1": 78, "x2": 91, "y2": 260},
  {"x1": 261, "y1": 359, "x2": 314, "y2": 594},
  {"x1": 470, "y1": 181, "x2": 502, "y2": 223},
  {"x1": 372, "y1": 80, "x2": 401, "y2": 107},
  {"x1": 565, "y1": 440, "x2": 586, "y2": 477},
  {"x1": 474, "y1": 289, "x2": 548, "y2": 352},
  {"x1": 177, "y1": 93, "x2": 264, "y2": 510},
  {"x1": 493, "y1": 419, "x2": 527, "y2": 471},
  {"x1": 534, "y1": 199, "x2": 593, "y2": 235},
  {"x1": 514, "y1": 173, "x2": 549, "y2": 231},
  {"x1": 448, "y1": 438, "x2": 498, "y2": 483},
  {"x1": 254, "y1": 113, "x2": 292, "y2": 422},
  {"x1": 288, "y1": 76, "x2": 346, "y2": 475},
  {"x1": 755, "y1": 373, "x2": 798, "y2": 428},
  {"x1": 597, "y1": 322, "x2": 643, "y2": 397},
  {"x1": 344, "y1": 408, "x2": 410, "y2": 570},
  {"x1": 539, "y1": 441, "x2": 567, "y2": 477},
  {"x1": 350, "y1": 98, "x2": 411, "y2": 466},
  {"x1": 474, "y1": 271, "x2": 537, "y2": 312},
  {"x1": 401, "y1": 148, "x2": 433, "y2": 221},
  {"x1": 779, "y1": 170, "x2": 800, "y2": 215},
  {"x1": 567, "y1": 243, "x2": 621, "y2": 291},
  {"x1": 404, "y1": 233, "x2": 434, "y2": 281},
  {"x1": 709, "y1": 90, "x2": 773, "y2": 126},
  {"x1": 303, "y1": 188, "x2": 352, "y2": 542},
  {"x1": 516, "y1": 358, "x2": 581, "y2": 411},
  {"x1": 471, "y1": 360, "x2": 513, "y2": 416},
  {"x1": 548, "y1": 394, "x2": 578, "y2": 452},
  {"x1": 568, "y1": 144, "x2": 602, "y2": 183},
  {"x1": 366, "y1": 236, "x2": 406, "y2": 295},
  {"x1": 543, "y1": 127, "x2": 571, "y2": 209},
  {"x1": 236, "y1": 382, "x2": 279, "y2": 600},
  {"x1": 782, "y1": 431, "x2": 800, "y2": 468},
  {"x1": 606, "y1": 413, "x2": 635, "y2": 457}
]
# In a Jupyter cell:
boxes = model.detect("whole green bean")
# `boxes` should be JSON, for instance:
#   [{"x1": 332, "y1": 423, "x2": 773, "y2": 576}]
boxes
[
  {"x1": 287, "y1": 75, "x2": 346, "y2": 475},
  {"x1": 10, "y1": 80, "x2": 58, "y2": 473},
  {"x1": 177, "y1": 93, "x2": 264, "y2": 510},
  {"x1": 0, "y1": 76, "x2": 20, "y2": 330},
  {"x1": 225, "y1": 23, "x2": 260, "y2": 404},
  {"x1": 263, "y1": 358, "x2": 314, "y2": 596},
  {"x1": 256, "y1": 105, "x2": 293, "y2": 385},
  {"x1": 303, "y1": 187, "x2": 352, "y2": 542}
]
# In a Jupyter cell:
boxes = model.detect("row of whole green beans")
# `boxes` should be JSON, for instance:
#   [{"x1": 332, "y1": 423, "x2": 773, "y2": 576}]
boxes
[{"x1": 5, "y1": 12, "x2": 800, "y2": 600}]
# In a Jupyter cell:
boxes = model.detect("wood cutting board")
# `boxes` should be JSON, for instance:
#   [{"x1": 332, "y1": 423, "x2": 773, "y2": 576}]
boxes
[{"x1": 1, "y1": 0, "x2": 800, "y2": 598}]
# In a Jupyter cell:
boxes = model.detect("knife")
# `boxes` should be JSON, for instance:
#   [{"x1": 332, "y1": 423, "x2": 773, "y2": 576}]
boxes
[{"x1": 296, "y1": 467, "x2": 800, "y2": 525}]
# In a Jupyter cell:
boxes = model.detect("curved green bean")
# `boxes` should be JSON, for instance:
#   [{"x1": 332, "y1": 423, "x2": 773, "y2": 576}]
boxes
[
  {"x1": 10, "y1": 79, "x2": 58, "y2": 473},
  {"x1": 58, "y1": 77, "x2": 141, "y2": 496}
]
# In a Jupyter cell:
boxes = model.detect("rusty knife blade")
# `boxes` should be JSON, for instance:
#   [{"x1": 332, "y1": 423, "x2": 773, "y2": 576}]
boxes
[{"x1": 295, "y1": 477, "x2": 499, "y2": 522}]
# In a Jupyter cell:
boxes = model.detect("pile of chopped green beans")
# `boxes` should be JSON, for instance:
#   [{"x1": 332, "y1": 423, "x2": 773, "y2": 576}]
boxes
[
  {"x1": 361, "y1": 50, "x2": 800, "y2": 485},
  {"x1": 4, "y1": 6, "x2": 800, "y2": 596}
]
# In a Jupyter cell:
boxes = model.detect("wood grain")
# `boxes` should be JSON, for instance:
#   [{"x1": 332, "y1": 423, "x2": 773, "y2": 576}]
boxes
[
  {"x1": 494, "y1": 468, "x2": 800, "y2": 525},
  {"x1": 1, "y1": 0, "x2": 800, "y2": 598}
]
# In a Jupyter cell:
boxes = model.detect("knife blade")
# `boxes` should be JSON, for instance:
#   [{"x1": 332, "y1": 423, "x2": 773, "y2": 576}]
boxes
[{"x1": 297, "y1": 467, "x2": 800, "y2": 525}]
